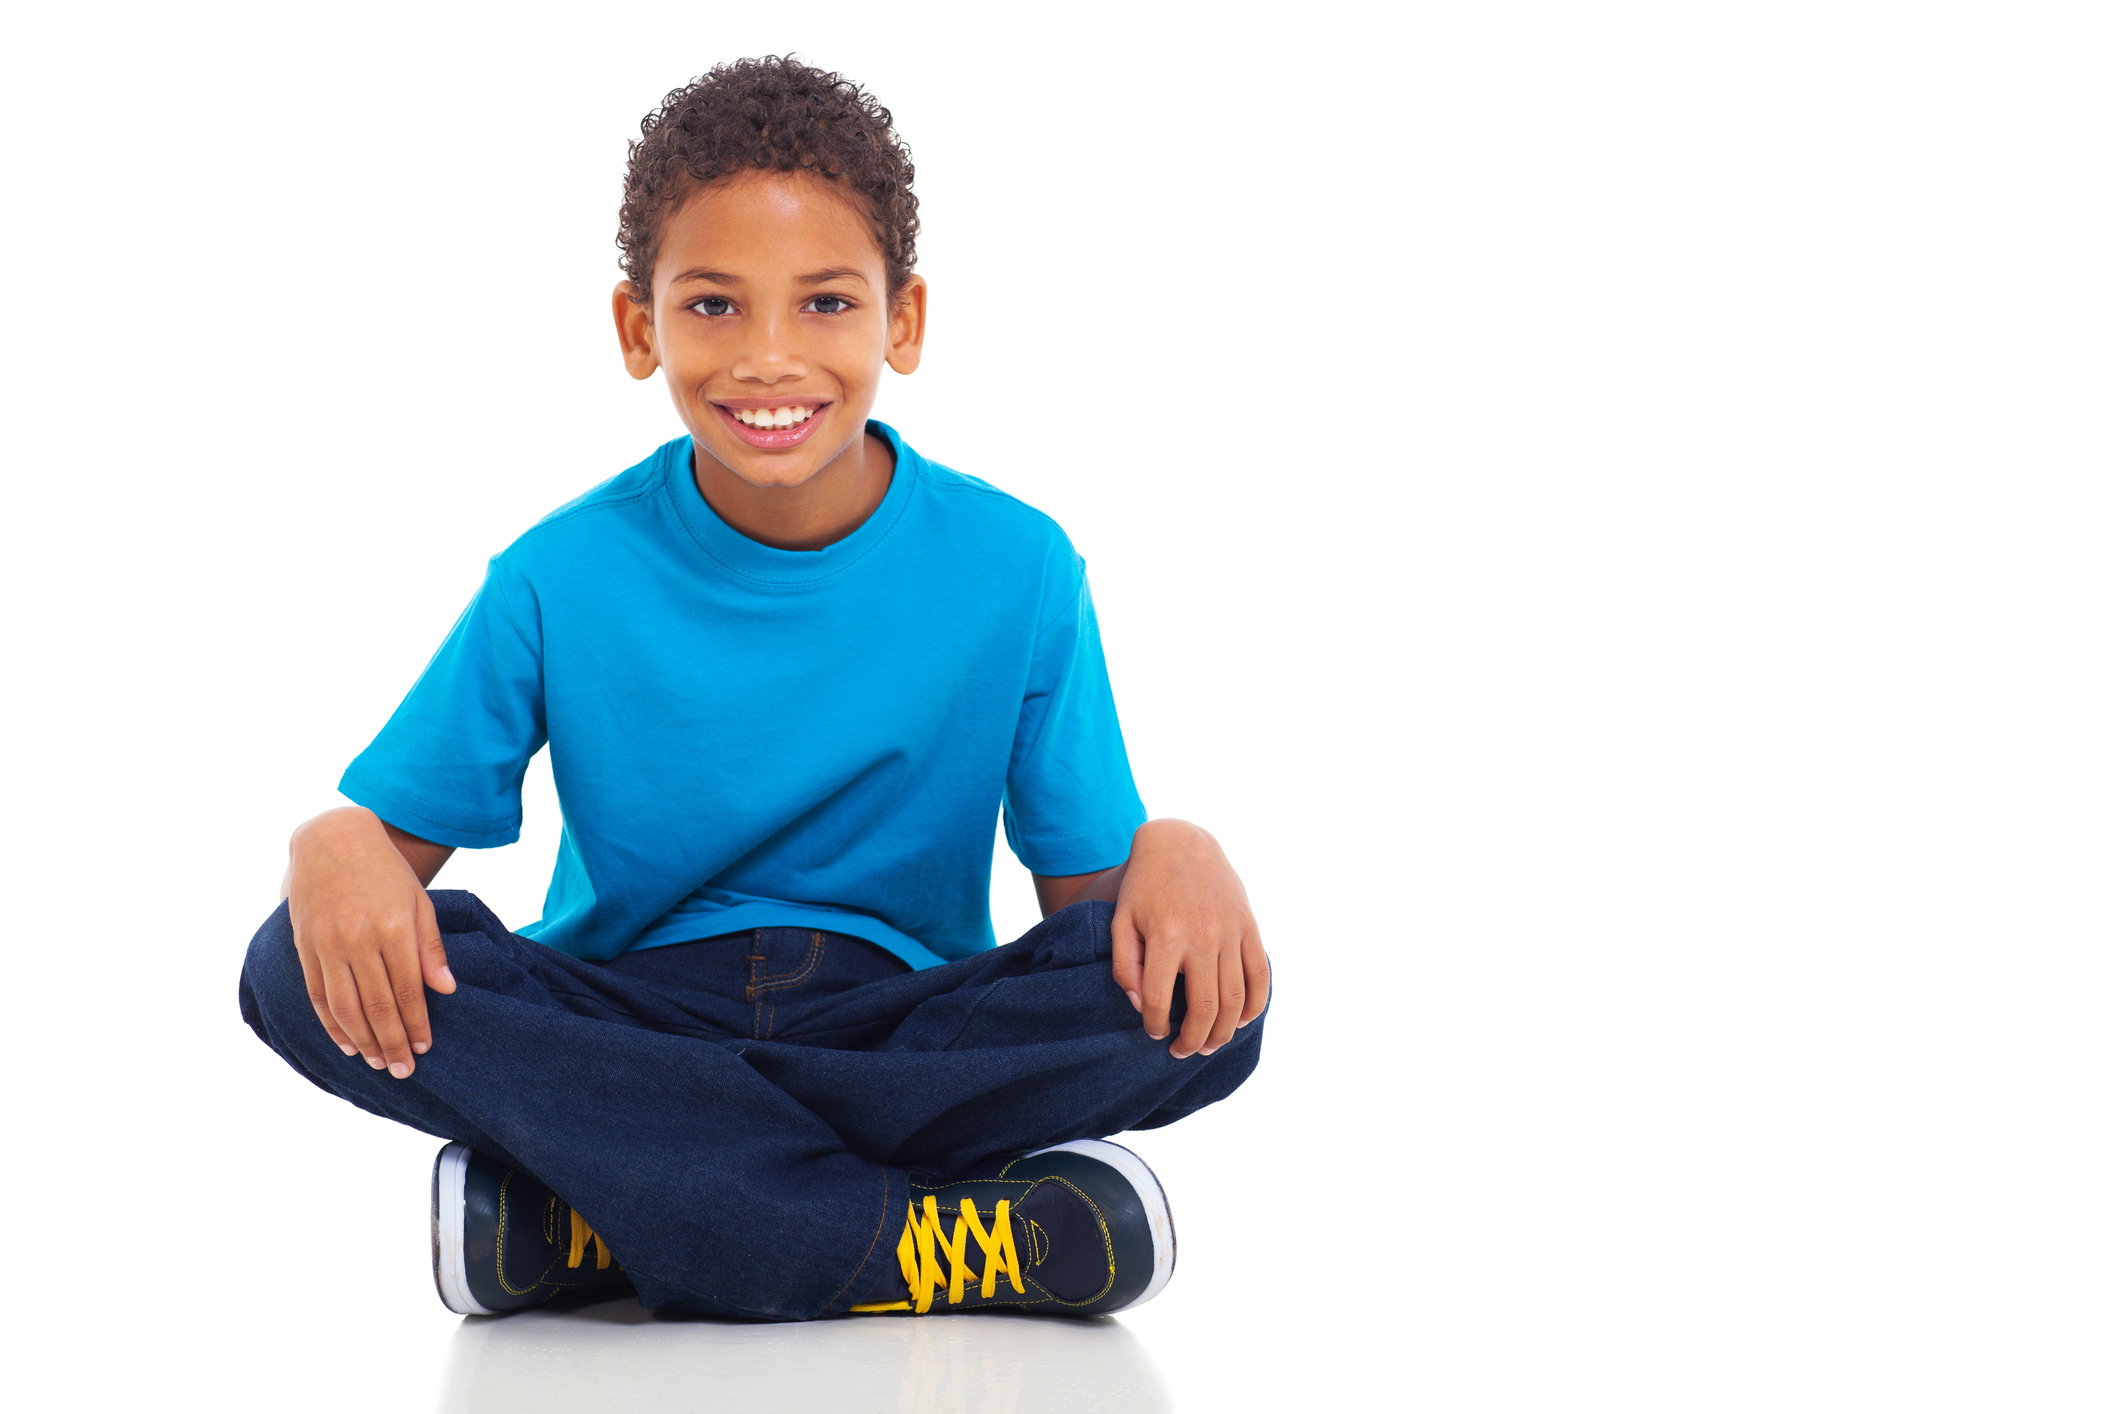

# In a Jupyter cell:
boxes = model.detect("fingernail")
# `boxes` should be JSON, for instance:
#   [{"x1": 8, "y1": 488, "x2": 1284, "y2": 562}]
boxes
[
  {"x1": 366, "y1": 1056, "x2": 384, "y2": 1070},
  {"x1": 439, "y1": 968, "x2": 457, "y2": 989},
  {"x1": 1150, "y1": 1030, "x2": 1168, "y2": 1041},
  {"x1": 1201, "y1": 1044, "x2": 1220, "y2": 1056},
  {"x1": 1125, "y1": 991, "x2": 1142, "y2": 1012},
  {"x1": 389, "y1": 1062, "x2": 411, "y2": 1079},
  {"x1": 412, "y1": 1041, "x2": 429, "y2": 1054},
  {"x1": 338, "y1": 1044, "x2": 357, "y2": 1057}
]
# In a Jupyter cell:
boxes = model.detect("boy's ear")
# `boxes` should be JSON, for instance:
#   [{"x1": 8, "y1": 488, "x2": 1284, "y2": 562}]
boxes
[
  {"x1": 886, "y1": 276, "x2": 927, "y2": 375},
  {"x1": 612, "y1": 282, "x2": 660, "y2": 381}
]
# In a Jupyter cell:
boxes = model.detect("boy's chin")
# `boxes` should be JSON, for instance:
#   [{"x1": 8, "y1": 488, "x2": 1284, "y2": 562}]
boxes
[
  {"x1": 695, "y1": 435, "x2": 842, "y2": 492},
  {"x1": 732, "y1": 464, "x2": 830, "y2": 492}
]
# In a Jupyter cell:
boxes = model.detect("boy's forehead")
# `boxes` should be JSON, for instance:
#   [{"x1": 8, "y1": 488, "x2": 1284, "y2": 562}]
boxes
[{"x1": 660, "y1": 171, "x2": 881, "y2": 283}]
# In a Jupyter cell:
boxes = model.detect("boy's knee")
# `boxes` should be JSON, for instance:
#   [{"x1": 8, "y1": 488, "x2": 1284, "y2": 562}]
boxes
[{"x1": 237, "y1": 901, "x2": 304, "y2": 1036}]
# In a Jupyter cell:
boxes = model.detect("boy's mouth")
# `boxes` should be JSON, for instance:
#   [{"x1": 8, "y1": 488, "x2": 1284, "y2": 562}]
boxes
[{"x1": 713, "y1": 399, "x2": 830, "y2": 451}]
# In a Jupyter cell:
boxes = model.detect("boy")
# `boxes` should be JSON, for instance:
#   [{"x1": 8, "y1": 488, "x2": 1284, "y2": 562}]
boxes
[{"x1": 239, "y1": 56, "x2": 1268, "y2": 1322}]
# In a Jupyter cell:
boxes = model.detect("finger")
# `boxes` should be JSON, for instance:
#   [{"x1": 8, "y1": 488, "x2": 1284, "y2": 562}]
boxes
[
  {"x1": 324, "y1": 957, "x2": 384, "y2": 1068},
  {"x1": 1201, "y1": 943, "x2": 1247, "y2": 1055},
  {"x1": 352, "y1": 955, "x2": 417, "y2": 1079},
  {"x1": 1237, "y1": 929, "x2": 1272, "y2": 1026},
  {"x1": 295, "y1": 940, "x2": 359, "y2": 1057},
  {"x1": 418, "y1": 890, "x2": 456, "y2": 997},
  {"x1": 1140, "y1": 927, "x2": 1180, "y2": 1042},
  {"x1": 1170, "y1": 948, "x2": 1220, "y2": 1059},
  {"x1": 386, "y1": 921, "x2": 434, "y2": 1061},
  {"x1": 1108, "y1": 902, "x2": 1145, "y2": 1014}
]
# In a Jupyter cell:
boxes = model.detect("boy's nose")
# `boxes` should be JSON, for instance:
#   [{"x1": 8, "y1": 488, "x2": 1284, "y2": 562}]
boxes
[{"x1": 732, "y1": 311, "x2": 808, "y2": 383}]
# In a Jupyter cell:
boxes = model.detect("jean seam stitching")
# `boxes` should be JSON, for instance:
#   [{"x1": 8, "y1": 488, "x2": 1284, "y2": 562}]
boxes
[
  {"x1": 821, "y1": 1164, "x2": 896, "y2": 1314},
  {"x1": 748, "y1": 930, "x2": 766, "y2": 1039},
  {"x1": 934, "y1": 982, "x2": 998, "y2": 1051},
  {"x1": 756, "y1": 930, "x2": 824, "y2": 989}
]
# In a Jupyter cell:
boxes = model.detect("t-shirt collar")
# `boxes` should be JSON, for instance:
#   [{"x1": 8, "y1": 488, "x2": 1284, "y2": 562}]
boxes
[{"x1": 663, "y1": 418, "x2": 918, "y2": 586}]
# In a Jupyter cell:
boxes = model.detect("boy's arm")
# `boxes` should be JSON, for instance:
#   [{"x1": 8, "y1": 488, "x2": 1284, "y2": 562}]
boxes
[
  {"x1": 280, "y1": 807, "x2": 459, "y2": 1079},
  {"x1": 1033, "y1": 819, "x2": 1269, "y2": 1060},
  {"x1": 279, "y1": 812, "x2": 454, "y2": 898}
]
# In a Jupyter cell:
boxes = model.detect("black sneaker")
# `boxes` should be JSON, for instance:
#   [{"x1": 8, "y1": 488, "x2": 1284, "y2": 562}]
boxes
[
  {"x1": 849, "y1": 1139, "x2": 1176, "y2": 1317},
  {"x1": 431, "y1": 1142, "x2": 632, "y2": 1315}
]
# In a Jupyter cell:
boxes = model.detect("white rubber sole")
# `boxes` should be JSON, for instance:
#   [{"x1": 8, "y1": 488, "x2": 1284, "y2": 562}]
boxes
[
  {"x1": 433, "y1": 1142, "x2": 493, "y2": 1316},
  {"x1": 1029, "y1": 1138, "x2": 1177, "y2": 1311}
]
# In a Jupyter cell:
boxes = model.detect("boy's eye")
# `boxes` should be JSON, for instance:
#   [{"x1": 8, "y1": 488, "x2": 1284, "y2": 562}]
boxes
[
  {"x1": 689, "y1": 297, "x2": 735, "y2": 317},
  {"x1": 804, "y1": 295, "x2": 853, "y2": 315}
]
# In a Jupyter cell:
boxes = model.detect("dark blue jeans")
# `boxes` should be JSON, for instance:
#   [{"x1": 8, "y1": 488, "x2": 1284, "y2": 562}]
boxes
[{"x1": 238, "y1": 891, "x2": 1262, "y2": 1320}]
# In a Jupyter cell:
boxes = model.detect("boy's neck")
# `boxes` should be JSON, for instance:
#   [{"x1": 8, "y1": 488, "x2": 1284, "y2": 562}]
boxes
[{"x1": 692, "y1": 430, "x2": 896, "y2": 552}]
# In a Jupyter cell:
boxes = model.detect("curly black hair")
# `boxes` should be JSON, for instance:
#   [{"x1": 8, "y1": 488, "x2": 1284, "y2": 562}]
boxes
[{"x1": 618, "y1": 56, "x2": 919, "y2": 305}]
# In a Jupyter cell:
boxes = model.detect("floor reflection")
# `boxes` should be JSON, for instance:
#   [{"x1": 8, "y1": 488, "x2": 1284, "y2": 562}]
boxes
[{"x1": 436, "y1": 1296, "x2": 1173, "y2": 1413}]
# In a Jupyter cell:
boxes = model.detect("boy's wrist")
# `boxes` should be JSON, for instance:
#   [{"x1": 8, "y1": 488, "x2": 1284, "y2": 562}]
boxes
[
  {"x1": 290, "y1": 806, "x2": 453, "y2": 888},
  {"x1": 1130, "y1": 818, "x2": 1220, "y2": 860},
  {"x1": 291, "y1": 806, "x2": 384, "y2": 857}
]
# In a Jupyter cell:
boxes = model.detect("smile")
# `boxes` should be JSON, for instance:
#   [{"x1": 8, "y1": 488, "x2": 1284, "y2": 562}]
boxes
[
  {"x1": 715, "y1": 401, "x2": 829, "y2": 450},
  {"x1": 731, "y1": 405, "x2": 815, "y2": 428}
]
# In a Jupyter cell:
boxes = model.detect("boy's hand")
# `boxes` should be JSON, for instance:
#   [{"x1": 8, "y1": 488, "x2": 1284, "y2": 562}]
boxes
[
  {"x1": 284, "y1": 807, "x2": 456, "y2": 1079},
  {"x1": 1108, "y1": 821, "x2": 1270, "y2": 1059}
]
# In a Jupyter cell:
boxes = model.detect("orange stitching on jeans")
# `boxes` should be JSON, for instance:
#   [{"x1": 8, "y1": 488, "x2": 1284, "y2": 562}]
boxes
[
  {"x1": 749, "y1": 931, "x2": 767, "y2": 1038},
  {"x1": 756, "y1": 930, "x2": 824, "y2": 989},
  {"x1": 745, "y1": 930, "x2": 767, "y2": 1004}
]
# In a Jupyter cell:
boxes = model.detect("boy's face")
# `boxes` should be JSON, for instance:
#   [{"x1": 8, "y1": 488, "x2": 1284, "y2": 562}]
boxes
[{"x1": 613, "y1": 170, "x2": 924, "y2": 492}]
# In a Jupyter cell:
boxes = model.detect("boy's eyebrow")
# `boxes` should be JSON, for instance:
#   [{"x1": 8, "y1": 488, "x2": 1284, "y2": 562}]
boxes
[{"x1": 665, "y1": 267, "x2": 871, "y2": 288}]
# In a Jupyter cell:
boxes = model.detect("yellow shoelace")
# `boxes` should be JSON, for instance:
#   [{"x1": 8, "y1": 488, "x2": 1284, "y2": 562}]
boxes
[
  {"x1": 566, "y1": 1207, "x2": 615, "y2": 1271},
  {"x1": 853, "y1": 1195, "x2": 1025, "y2": 1313}
]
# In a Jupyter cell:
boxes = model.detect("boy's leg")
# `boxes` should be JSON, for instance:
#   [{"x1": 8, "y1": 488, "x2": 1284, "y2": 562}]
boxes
[
  {"x1": 238, "y1": 892, "x2": 907, "y2": 1321},
  {"x1": 239, "y1": 894, "x2": 1261, "y2": 1318},
  {"x1": 725, "y1": 900, "x2": 1266, "y2": 1180}
]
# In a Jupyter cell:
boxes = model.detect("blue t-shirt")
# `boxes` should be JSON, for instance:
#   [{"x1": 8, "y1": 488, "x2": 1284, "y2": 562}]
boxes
[{"x1": 340, "y1": 423, "x2": 1144, "y2": 971}]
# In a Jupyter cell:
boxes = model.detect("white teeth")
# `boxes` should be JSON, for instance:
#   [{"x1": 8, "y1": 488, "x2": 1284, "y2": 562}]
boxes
[{"x1": 732, "y1": 406, "x2": 815, "y2": 428}]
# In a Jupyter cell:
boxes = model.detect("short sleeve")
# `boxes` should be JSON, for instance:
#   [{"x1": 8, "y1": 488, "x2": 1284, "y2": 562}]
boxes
[
  {"x1": 1001, "y1": 564, "x2": 1147, "y2": 875},
  {"x1": 338, "y1": 558, "x2": 546, "y2": 848}
]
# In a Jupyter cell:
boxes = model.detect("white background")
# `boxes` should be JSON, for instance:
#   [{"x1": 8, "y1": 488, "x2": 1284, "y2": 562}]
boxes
[{"x1": 3, "y1": 2, "x2": 2116, "y2": 1410}]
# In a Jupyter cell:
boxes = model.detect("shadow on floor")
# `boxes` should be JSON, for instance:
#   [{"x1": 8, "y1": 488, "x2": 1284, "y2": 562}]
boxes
[{"x1": 436, "y1": 1296, "x2": 1173, "y2": 1413}]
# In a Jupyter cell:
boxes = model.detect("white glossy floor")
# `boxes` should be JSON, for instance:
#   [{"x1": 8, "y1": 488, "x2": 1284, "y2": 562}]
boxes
[{"x1": 439, "y1": 1299, "x2": 1172, "y2": 1412}]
